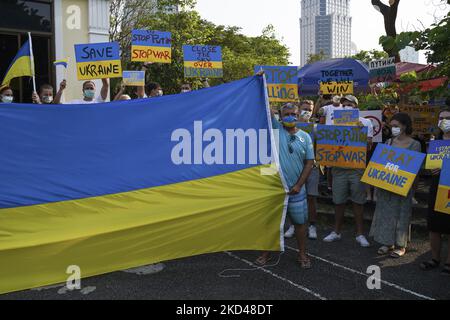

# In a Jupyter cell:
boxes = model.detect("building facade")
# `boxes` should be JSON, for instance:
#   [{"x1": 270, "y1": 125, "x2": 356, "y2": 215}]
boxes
[
  {"x1": 400, "y1": 46, "x2": 420, "y2": 64},
  {"x1": 300, "y1": 0, "x2": 352, "y2": 66},
  {"x1": 0, "y1": 0, "x2": 110, "y2": 103}
]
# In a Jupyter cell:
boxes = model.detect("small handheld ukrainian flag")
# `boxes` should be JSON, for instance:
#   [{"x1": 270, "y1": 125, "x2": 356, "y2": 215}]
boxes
[
  {"x1": 1, "y1": 37, "x2": 35, "y2": 87},
  {"x1": 53, "y1": 59, "x2": 68, "y2": 68}
]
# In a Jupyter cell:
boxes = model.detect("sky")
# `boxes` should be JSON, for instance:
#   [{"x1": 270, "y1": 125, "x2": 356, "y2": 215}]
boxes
[{"x1": 195, "y1": 0, "x2": 449, "y2": 65}]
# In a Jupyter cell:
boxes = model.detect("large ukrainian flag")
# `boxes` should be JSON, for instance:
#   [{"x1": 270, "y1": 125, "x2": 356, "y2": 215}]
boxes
[
  {"x1": 1, "y1": 40, "x2": 34, "y2": 86},
  {"x1": 0, "y1": 76, "x2": 287, "y2": 294}
]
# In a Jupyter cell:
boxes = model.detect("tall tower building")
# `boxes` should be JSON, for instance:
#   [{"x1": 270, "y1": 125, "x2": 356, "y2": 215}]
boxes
[{"x1": 300, "y1": 0, "x2": 352, "y2": 66}]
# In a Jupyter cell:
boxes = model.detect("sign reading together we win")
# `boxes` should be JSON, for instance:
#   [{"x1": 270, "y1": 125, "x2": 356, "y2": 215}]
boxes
[{"x1": 319, "y1": 68, "x2": 354, "y2": 95}]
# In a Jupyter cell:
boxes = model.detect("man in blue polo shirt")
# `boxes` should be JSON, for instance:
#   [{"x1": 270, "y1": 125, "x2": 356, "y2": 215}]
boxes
[{"x1": 256, "y1": 103, "x2": 315, "y2": 269}]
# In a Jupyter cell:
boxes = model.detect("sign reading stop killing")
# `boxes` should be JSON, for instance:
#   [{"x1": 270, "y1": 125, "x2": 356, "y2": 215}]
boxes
[{"x1": 254, "y1": 66, "x2": 299, "y2": 102}]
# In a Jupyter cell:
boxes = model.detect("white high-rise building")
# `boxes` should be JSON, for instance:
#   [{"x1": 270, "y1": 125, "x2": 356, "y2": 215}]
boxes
[
  {"x1": 400, "y1": 46, "x2": 420, "y2": 64},
  {"x1": 300, "y1": 0, "x2": 352, "y2": 66}
]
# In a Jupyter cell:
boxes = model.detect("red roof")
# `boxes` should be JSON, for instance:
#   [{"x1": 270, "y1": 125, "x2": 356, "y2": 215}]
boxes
[{"x1": 396, "y1": 62, "x2": 435, "y2": 77}]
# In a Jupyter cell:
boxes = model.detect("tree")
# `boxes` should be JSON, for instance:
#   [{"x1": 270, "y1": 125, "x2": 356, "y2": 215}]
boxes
[
  {"x1": 371, "y1": 0, "x2": 401, "y2": 60},
  {"x1": 110, "y1": 3, "x2": 290, "y2": 94},
  {"x1": 306, "y1": 50, "x2": 327, "y2": 64},
  {"x1": 349, "y1": 49, "x2": 388, "y2": 64}
]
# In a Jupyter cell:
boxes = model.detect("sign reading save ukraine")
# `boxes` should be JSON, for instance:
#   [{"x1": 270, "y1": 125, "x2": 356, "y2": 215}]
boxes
[
  {"x1": 183, "y1": 45, "x2": 223, "y2": 78},
  {"x1": 131, "y1": 30, "x2": 172, "y2": 63},
  {"x1": 75, "y1": 42, "x2": 122, "y2": 80},
  {"x1": 253, "y1": 66, "x2": 299, "y2": 102},
  {"x1": 435, "y1": 159, "x2": 450, "y2": 214},
  {"x1": 315, "y1": 125, "x2": 368, "y2": 169},
  {"x1": 361, "y1": 144, "x2": 426, "y2": 197}
]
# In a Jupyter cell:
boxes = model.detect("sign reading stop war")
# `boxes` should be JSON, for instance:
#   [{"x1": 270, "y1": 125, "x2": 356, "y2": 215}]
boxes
[
  {"x1": 183, "y1": 45, "x2": 223, "y2": 78},
  {"x1": 254, "y1": 66, "x2": 299, "y2": 102},
  {"x1": 361, "y1": 144, "x2": 425, "y2": 197},
  {"x1": 75, "y1": 42, "x2": 122, "y2": 80},
  {"x1": 435, "y1": 159, "x2": 450, "y2": 215},
  {"x1": 131, "y1": 30, "x2": 172, "y2": 63},
  {"x1": 315, "y1": 125, "x2": 368, "y2": 169},
  {"x1": 319, "y1": 68, "x2": 354, "y2": 95}
]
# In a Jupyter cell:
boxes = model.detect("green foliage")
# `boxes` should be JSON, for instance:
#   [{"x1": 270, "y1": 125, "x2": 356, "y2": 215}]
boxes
[
  {"x1": 306, "y1": 50, "x2": 327, "y2": 64},
  {"x1": 110, "y1": 2, "x2": 290, "y2": 94},
  {"x1": 349, "y1": 49, "x2": 389, "y2": 64}
]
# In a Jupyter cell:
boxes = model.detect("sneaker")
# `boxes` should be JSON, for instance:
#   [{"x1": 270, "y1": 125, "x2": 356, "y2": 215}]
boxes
[
  {"x1": 323, "y1": 231, "x2": 341, "y2": 242},
  {"x1": 356, "y1": 235, "x2": 370, "y2": 247},
  {"x1": 308, "y1": 225, "x2": 318, "y2": 240},
  {"x1": 284, "y1": 225, "x2": 295, "y2": 238}
]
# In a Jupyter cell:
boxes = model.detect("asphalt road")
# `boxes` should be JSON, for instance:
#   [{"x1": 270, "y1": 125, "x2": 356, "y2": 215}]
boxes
[{"x1": 1, "y1": 216, "x2": 449, "y2": 300}]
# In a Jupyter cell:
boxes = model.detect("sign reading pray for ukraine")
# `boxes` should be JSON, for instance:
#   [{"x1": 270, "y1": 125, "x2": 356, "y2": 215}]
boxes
[
  {"x1": 254, "y1": 66, "x2": 299, "y2": 102},
  {"x1": 319, "y1": 69, "x2": 354, "y2": 95},
  {"x1": 425, "y1": 140, "x2": 450, "y2": 170},
  {"x1": 131, "y1": 30, "x2": 172, "y2": 63},
  {"x1": 75, "y1": 42, "x2": 122, "y2": 80},
  {"x1": 435, "y1": 159, "x2": 450, "y2": 214},
  {"x1": 361, "y1": 144, "x2": 426, "y2": 197},
  {"x1": 183, "y1": 45, "x2": 223, "y2": 78},
  {"x1": 333, "y1": 109, "x2": 360, "y2": 126},
  {"x1": 122, "y1": 71, "x2": 145, "y2": 87},
  {"x1": 315, "y1": 125, "x2": 368, "y2": 169}
]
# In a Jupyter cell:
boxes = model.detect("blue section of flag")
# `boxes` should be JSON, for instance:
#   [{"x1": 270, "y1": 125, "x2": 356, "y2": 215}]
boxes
[
  {"x1": 53, "y1": 60, "x2": 68, "y2": 68},
  {"x1": 370, "y1": 143, "x2": 426, "y2": 174},
  {"x1": 183, "y1": 45, "x2": 222, "y2": 62},
  {"x1": 74, "y1": 42, "x2": 120, "y2": 63},
  {"x1": 0, "y1": 76, "x2": 270, "y2": 209}
]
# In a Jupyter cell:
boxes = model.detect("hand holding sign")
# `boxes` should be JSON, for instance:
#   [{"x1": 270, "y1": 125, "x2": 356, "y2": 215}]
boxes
[{"x1": 75, "y1": 42, "x2": 122, "y2": 80}]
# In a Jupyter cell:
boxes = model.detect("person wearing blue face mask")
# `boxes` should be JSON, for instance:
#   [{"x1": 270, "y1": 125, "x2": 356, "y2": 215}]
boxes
[
  {"x1": 66, "y1": 79, "x2": 109, "y2": 104},
  {"x1": 0, "y1": 86, "x2": 14, "y2": 104},
  {"x1": 256, "y1": 102, "x2": 315, "y2": 269}
]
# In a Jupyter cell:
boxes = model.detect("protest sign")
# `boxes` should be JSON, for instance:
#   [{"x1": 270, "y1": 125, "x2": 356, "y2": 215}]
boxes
[
  {"x1": 183, "y1": 45, "x2": 223, "y2": 78},
  {"x1": 333, "y1": 109, "x2": 360, "y2": 126},
  {"x1": 399, "y1": 105, "x2": 440, "y2": 135},
  {"x1": 297, "y1": 123, "x2": 315, "y2": 142},
  {"x1": 131, "y1": 30, "x2": 172, "y2": 63},
  {"x1": 319, "y1": 68, "x2": 354, "y2": 95},
  {"x1": 75, "y1": 42, "x2": 122, "y2": 80},
  {"x1": 435, "y1": 159, "x2": 450, "y2": 214},
  {"x1": 360, "y1": 110, "x2": 382, "y2": 143},
  {"x1": 122, "y1": 71, "x2": 145, "y2": 86},
  {"x1": 361, "y1": 144, "x2": 425, "y2": 196},
  {"x1": 368, "y1": 57, "x2": 396, "y2": 83},
  {"x1": 254, "y1": 66, "x2": 298, "y2": 102},
  {"x1": 425, "y1": 140, "x2": 450, "y2": 169},
  {"x1": 315, "y1": 125, "x2": 368, "y2": 169}
]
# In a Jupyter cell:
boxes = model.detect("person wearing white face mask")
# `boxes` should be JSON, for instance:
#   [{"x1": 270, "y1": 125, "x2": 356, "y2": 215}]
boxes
[
  {"x1": 0, "y1": 86, "x2": 14, "y2": 104},
  {"x1": 31, "y1": 82, "x2": 66, "y2": 105},
  {"x1": 369, "y1": 112, "x2": 421, "y2": 258},
  {"x1": 421, "y1": 108, "x2": 450, "y2": 275},
  {"x1": 66, "y1": 79, "x2": 109, "y2": 104}
]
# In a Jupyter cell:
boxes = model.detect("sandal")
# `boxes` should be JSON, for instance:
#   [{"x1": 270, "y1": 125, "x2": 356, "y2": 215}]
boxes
[
  {"x1": 255, "y1": 255, "x2": 272, "y2": 266},
  {"x1": 390, "y1": 248, "x2": 406, "y2": 258},
  {"x1": 420, "y1": 259, "x2": 440, "y2": 271},
  {"x1": 441, "y1": 264, "x2": 450, "y2": 276},
  {"x1": 298, "y1": 257, "x2": 312, "y2": 269},
  {"x1": 377, "y1": 245, "x2": 394, "y2": 255}
]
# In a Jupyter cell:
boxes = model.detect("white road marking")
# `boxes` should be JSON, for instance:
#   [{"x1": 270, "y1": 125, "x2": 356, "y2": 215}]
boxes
[
  {"x1": 122, "y1": 263, "x2": 165, "y2": 275},
  {"x1": 224, "y1": 251, "x2": 327, "y2": 300},
  {"x1": 286, "y1": 245, "x2": 435, "y2": 301}
]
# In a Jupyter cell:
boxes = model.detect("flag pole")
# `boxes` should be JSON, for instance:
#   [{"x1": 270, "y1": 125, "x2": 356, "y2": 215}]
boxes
[{"x1": 28, "y1": 32, "x2": 37, "y2": 93}]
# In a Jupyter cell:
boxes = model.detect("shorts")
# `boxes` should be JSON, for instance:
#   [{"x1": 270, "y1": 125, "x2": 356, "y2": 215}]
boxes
[
  {"x1": 306, "y1": 167, "x2": 319, "y2": 197},
  {"x1": 331, "y1": 167, "x2": 366, "y2": 205},
  {"x1": 287, "y1": 187, "x2": 308, "y2": 225}
]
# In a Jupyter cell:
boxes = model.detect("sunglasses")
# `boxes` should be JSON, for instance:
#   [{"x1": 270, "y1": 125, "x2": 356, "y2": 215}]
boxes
[{"x1": 288, "y1": 135, "x2": 296, "y2": 154}]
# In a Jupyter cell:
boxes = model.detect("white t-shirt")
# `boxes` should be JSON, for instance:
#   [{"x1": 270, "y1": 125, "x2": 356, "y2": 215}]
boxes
[
  {"x1": 321, "y1": 104, "x2": 374, "y2": 138},
  {"x1": 67, "y1": 96, "x2": 105, "y2": 104}
]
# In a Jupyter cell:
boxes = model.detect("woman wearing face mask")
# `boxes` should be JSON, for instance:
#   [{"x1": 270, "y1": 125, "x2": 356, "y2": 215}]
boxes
[
  {"x1": 420, "y1": 108, "x2": 450, "y2": 275},
  {"x1": 0, "y1": 86, "x2": 14, "y2": 104},
  {"x1": 369, "y1": 112, "x2": 421, "y2": 258}
]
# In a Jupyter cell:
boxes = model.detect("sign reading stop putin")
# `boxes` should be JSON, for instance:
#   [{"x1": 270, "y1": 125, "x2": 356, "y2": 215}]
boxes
[
  {"x1": 254, "y1": 66, "x2": 299, "y2": 102},
  {"x1": 131, "y1": 30, "x2": 172, "y2": 63}
]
